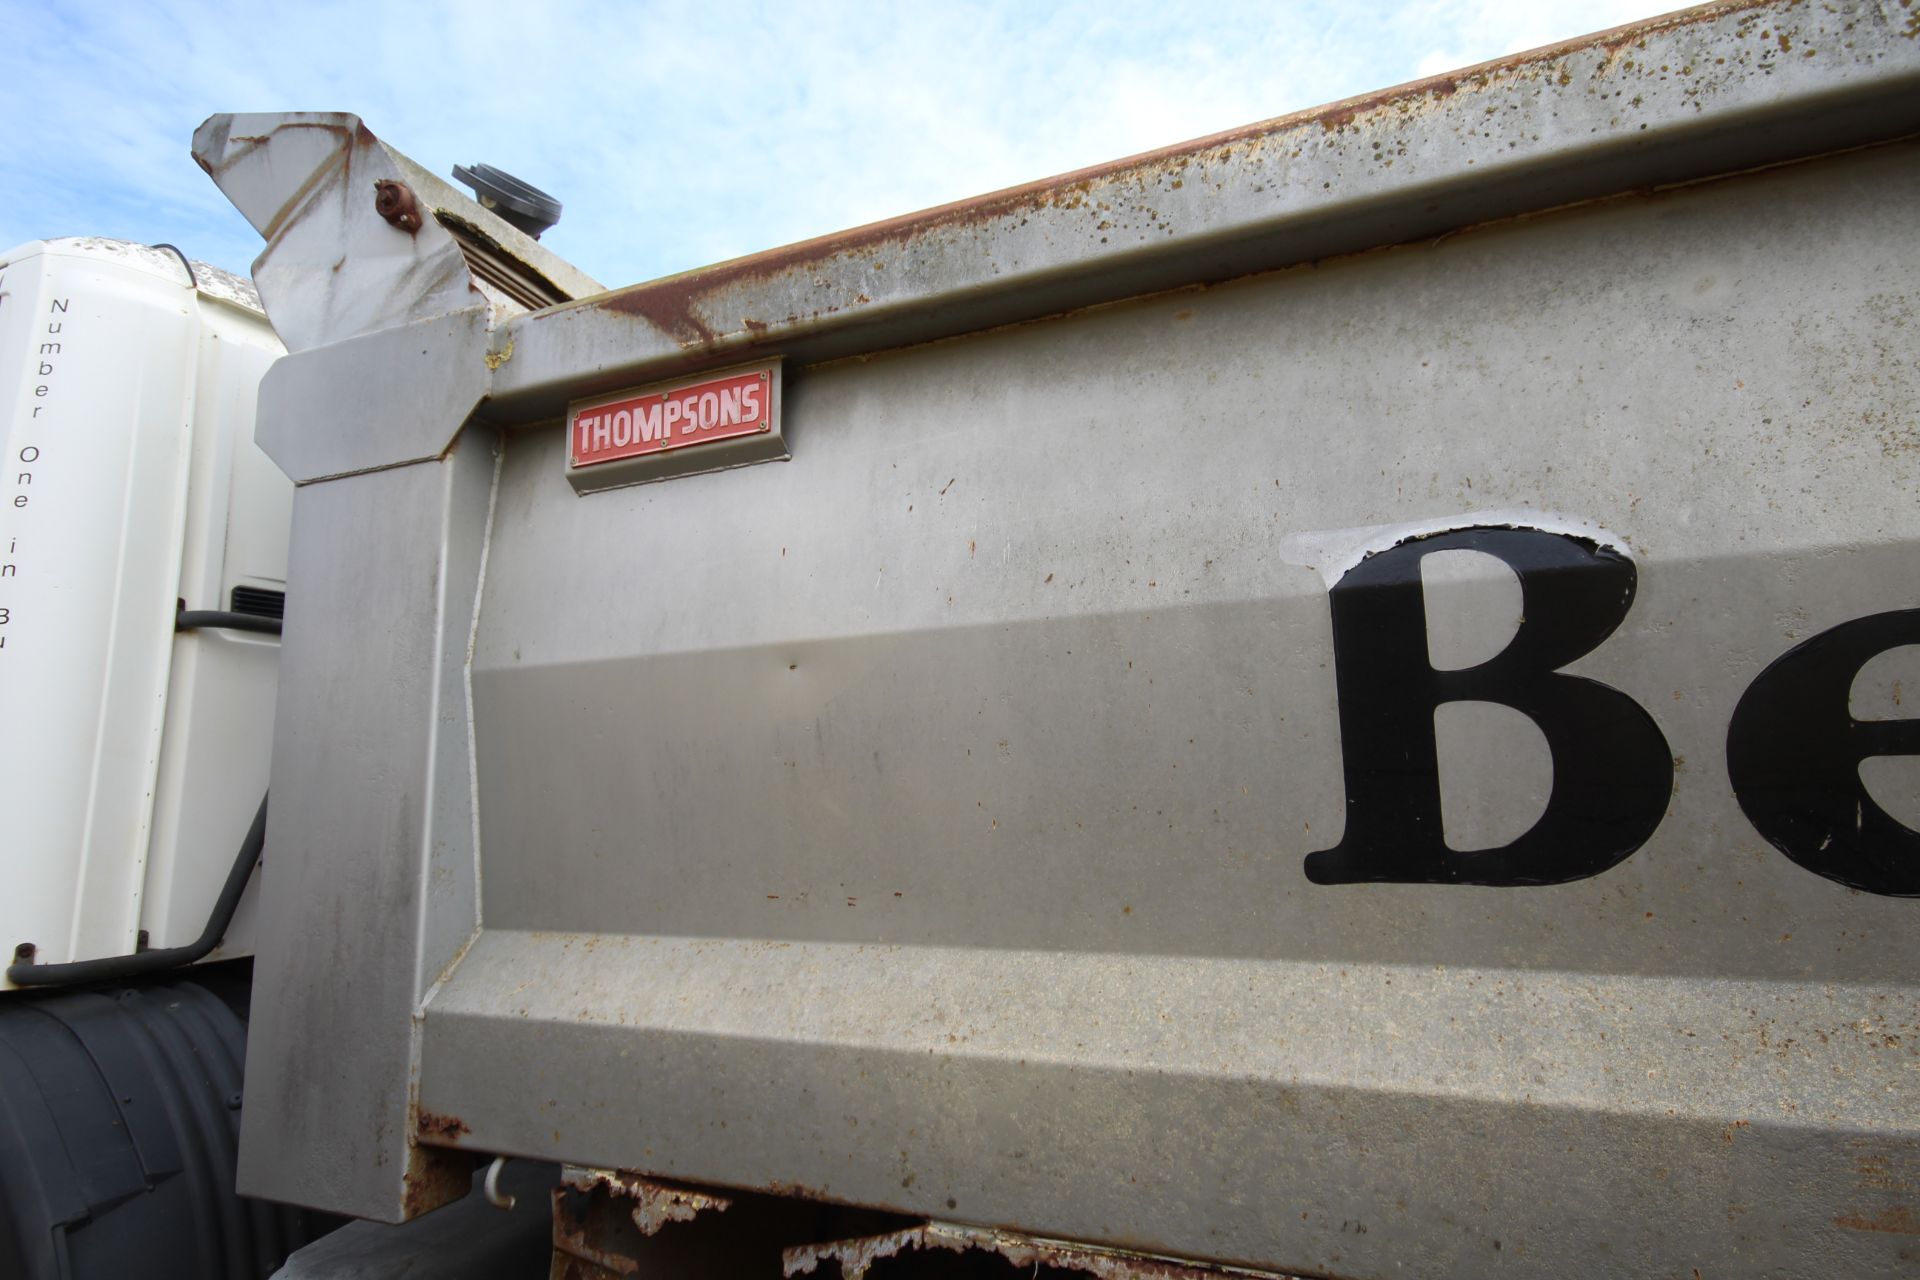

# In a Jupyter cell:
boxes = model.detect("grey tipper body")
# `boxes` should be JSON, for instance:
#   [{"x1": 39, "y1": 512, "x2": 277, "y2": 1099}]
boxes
[{"x1": 199, "y1": 3, "x2": 1919, "y2": 1277}]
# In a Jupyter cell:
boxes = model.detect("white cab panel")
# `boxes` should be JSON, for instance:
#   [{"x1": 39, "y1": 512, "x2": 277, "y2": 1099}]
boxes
[{"x1": 0, "y1": 238, "x2": 288, "y2": 981}]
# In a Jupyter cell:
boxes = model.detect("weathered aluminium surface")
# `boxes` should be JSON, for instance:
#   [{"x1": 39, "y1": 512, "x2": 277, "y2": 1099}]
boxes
[{"x1": 198, "y1": 3, "x2": 1919, "y2": 1276}]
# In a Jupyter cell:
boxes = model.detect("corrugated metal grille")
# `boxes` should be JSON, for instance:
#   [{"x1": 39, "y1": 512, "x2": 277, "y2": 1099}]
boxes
[
  {"x1": 229, "y1": 586, "x2": 285, "y2": 621},
  {"x1": 434, "y1": 212, "x2": 569, "y2": 311}
]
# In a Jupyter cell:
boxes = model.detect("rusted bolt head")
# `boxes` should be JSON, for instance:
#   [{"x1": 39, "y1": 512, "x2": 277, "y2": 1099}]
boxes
[{"x1": 374, "y1": 180, "x2": 423, "y2": 234}]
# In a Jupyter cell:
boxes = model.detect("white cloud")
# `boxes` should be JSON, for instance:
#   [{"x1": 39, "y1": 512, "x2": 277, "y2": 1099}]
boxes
[
  {"x1": 1416, "y1": 49, "x2": 1467, "y2": 77},
  {"x1": 0, "y1": 0, "x2": 1673, "y2": 287},
  {"x1": 1407, "y1": 0, "x2": 1667, "y2": 84}
]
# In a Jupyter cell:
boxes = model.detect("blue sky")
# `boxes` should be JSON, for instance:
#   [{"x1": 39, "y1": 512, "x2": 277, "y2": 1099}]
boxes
[{"x1": 3, "y1": 1, "x2": 1668, "y2": 289}]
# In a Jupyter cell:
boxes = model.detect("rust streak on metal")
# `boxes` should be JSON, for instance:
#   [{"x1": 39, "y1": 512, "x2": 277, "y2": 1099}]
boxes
[
  {"x1": 258, "y1": 146, "x2": 350, "y2": 242},
  {"x1": 567, "y1": 0, "x2": 1792, "y2": 352},
  {"x1": 198, "y1": 118, "x2": 363, "y2": 241},
  {"x1": 596, "y1": 284, "x2": 720, "y2": 347},
  {"x1": 565, "y1": 1167, "x2": 735, "y2": 1235},
  {"x1": 399, "y1": 1145, "x2": 473, "y2": 1220},
  {"x1": 414, "y1": 1109, "x2": 470, "y2": 1142},
  {"x1": 756, "y1": 1178, "x2": 850, "y2": 1206},
  {"x1": 630, "y1": 1182, "x2": 731, "y2": 1236},
  {"x1": 1834, "y1": 1205, "x2": 1920, "y2": 1234},
  {"x1": 1315, "y1": 76, "x2": 1457, "y2": 132},
  {"x1": 782, "y1": 1223, "x2": 1308, "y2": 1280},
  {"x1": 552, "y1": 1187, "x2": 644, "y2": 1277}
]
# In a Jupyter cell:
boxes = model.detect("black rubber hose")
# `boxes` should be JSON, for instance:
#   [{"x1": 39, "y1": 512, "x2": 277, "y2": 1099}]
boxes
[
  {"x1": 150, "y1": 242, "x2": 200, "y2": 290},
  {"x1": 177, "y1": 610, "x2": 281, "y2": 637},
  {"x1": 5, "y1": 795, "x2": 268, "y2": 988}
]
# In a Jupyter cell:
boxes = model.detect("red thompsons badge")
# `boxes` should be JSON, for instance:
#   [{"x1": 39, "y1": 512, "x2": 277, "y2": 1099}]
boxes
[{"x1": 565, "y1": 360, "x2": 785, "y2": 493}]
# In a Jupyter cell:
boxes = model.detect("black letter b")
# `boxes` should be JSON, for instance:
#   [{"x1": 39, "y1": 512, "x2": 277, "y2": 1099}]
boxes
[{"x1": 1305, "y1": 528, "x2": 1673, "y2": 887}]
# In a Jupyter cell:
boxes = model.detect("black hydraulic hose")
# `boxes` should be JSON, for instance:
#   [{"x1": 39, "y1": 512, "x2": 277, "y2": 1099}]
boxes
[
  {"x1": 4, "y1": 609, "x2": 282, "y2": 987},
  {"x1": 150, "y1": 242, "x2": 200, "y2": 291},
  {"x1": 6, "y1": 795, "x2": 269, "y2": 988},
  {"x1": 177, "y1": 609, "x2": 282, "y2": 637}
]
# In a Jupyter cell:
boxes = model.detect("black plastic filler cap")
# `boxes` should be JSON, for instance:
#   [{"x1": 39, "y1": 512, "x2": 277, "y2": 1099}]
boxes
[{"x1": 451, "y1": 163, "x2": 562, "y2": 238}]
